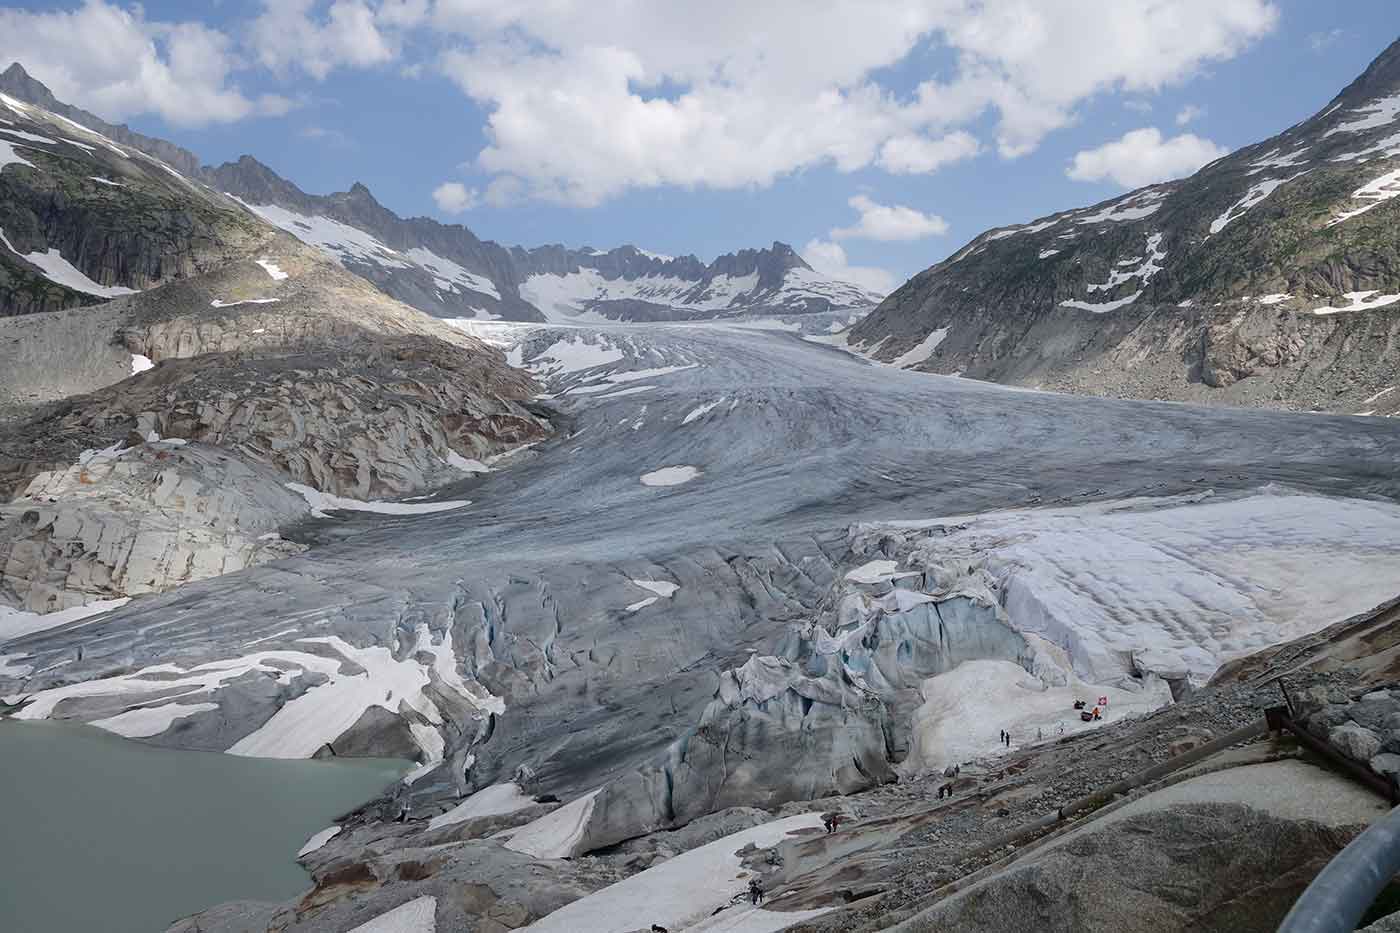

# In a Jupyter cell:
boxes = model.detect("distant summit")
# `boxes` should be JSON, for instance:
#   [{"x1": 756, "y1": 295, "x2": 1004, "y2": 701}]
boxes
[{"x1": 846, "y1": 37, "x2": 1400, "y2": 416}]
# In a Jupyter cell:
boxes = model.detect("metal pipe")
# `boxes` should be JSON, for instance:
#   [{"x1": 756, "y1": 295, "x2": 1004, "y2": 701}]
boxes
[{"x1": 1278, "y1": 803, "x2": 1400, "y2": 933}]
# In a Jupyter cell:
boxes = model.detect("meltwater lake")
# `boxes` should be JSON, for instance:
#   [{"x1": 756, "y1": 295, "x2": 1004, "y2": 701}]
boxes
[{"x1": 0, "y1": 720, "x2": 407, "y2": 933}]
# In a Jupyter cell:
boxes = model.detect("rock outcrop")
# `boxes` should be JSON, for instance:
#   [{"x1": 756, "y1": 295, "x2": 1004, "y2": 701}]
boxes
[
  {"x1": 889, "y1": 761, "x2": 1381, "y2": 933},
  {"x1": 0, "y1": 439, "x2": 307, "y2": 611}
]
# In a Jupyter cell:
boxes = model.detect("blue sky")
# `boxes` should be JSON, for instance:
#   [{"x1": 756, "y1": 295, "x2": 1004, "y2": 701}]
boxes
[{"x1": 1, "y1": 1, "x2": 1396, "y2": 291}]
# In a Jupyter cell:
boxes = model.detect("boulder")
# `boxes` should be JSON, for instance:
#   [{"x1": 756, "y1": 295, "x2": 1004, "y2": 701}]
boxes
[
  {"x1": 1330, "y1": 723, "x2": 1383, "y2": 763},
  {"x1": 1371, "y1": 754, "x2": 1400, "y2": 779},
  {"x1": 1306, "y1": 705, "x2": 1352, "y2": 739}
]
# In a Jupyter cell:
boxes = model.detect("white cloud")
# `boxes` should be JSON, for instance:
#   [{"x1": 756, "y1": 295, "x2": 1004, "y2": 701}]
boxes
[
  {"x1": 432, "y1": 181, "x2": 479, "y2": 213},
  {"x1": 0, "y1": 0, "x2": 284, "y2": 126},
  {"x1": 431, "y1": 0, "x2": 1278, "y2": 204},
  {"x1": 1067, "y1": 127, "x2": 1230, "y2": 188},
  {"x1": 802, "y1": 239, "x2": 896, "y2": 295},
  {"x1": 1176, "y1": 104, "x2": 1205, "y2": 125},
  {"x1": 1309, "y1": 28, "x2": 1344, "y2": 52},
  {"x1": 831, "y1": 195, "x2": 948, "y2": 242},
  {"x1": 877, "y1": 131, "x2": 981, "y2": 175},
  {"x1": 483, "y1": 175, "x2": 524, "y2": 208},
  {"x1": 249, "y1": 0, "x2": 398, "y2": 80}
]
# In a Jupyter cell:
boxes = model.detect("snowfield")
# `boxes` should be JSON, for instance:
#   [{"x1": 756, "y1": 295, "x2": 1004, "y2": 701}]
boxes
[
  {"x1": 0, "y1": 227, "x2": 137, "y2": 298},
  {"x1": 883, "y1": 490, "x2": 1400, "y2": 685},
  {"x1": 286, "y1": 483, "x2": 469, "y2": 517},
  {"x1": 522, "y1": 813, "x2": 828, "y2": 932},
  {"x1": 641, "y1": 465, "x2": 703, "y2": 486}
]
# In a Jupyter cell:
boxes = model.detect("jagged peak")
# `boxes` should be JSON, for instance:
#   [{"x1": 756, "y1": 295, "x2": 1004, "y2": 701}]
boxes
[{"x1": 2, "y1": 62, "x2": 31, "y2": 80}]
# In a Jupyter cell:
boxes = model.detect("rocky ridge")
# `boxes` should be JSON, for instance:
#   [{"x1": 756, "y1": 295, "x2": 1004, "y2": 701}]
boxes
[
  {"x1": 0, "y1": 64, "x2": 882, "y2": 329},
  {"x1": 848, "y1": 38, "x2": 1400, "y2": 416},
  {"x1": 0, "y1": 87, "x2": 550, "y2": 611}
]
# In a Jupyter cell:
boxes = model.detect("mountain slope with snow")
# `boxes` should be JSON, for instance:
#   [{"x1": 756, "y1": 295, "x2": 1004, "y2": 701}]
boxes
[{"x1": 849, "y1": 38, "x2": 1400, "y2": 416}]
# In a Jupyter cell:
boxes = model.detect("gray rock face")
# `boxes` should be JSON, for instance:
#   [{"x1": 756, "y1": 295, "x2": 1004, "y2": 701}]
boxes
[
  {"x1": 1370, "y1": 753, "x2": 1400, "y2": 778},
  {"x1": 890, "y1": 757, "x2": 1385, "y2": 933},
  {"x1": 892, "y1": 801, "x2": 1361, "y2": 933},
  {"x1": 0, "y1": 86, "x2": 265, "y2": 318},
  {"x1": 1331, "y1": 723, "x2": 1383, "y2": 762},
  {"x1": 0, "y1": 227, "x2": 548, "y2": 604},
  {"x1": 169, "y1": 838, "x2": 602, "y2": 933},
  {"x1": 0, "y1": 439, "x2": 307, "y2": 611},
  {"x1": 846, "y1": 38, "x2": 1400, "y2": 416}
]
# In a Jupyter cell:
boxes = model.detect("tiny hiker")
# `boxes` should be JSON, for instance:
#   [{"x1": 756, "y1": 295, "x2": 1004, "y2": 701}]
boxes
[{"x1": 748, "y1": 878, "x2": 765, "y2": 906}]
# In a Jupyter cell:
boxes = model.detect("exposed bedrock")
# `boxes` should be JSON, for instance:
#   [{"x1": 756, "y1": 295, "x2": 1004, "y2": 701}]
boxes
[
  {"x1": 888, "y1": 761, "x2": 1382, "y2": 933},
  {"x1": 0, "y1": 439, "x2": 308, "y2": 611}
]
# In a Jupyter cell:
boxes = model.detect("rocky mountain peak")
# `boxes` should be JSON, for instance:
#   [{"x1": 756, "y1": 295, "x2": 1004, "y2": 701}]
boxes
[
  {"x1": 0, "y1": 61, "x2": 204, "y2": 176},
  {"x1": 846, "y1": 38, "x2": 1400, "y2": 415}
]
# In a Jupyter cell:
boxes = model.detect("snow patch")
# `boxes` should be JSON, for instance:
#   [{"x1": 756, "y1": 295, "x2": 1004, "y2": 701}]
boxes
[
  {"x1": 527, "y1": 336, "x2": 625, "y2": 375},
  {"x1": 630, "y1": 579, "x2": 679, "y2": 598},
  {"x1": 1209, "y1": 175, "x2": 1302, "y2": 235},
  {"x1": 234, "y1": 200, "x2": 410, "y2": 271},
  {"x1": 1312, "y1": 291, "x2": 1400, "y2": 315},
  {"x1": 429, "y1": 783, "x2": 535, "y2": 830},
  {"x1": 0, "y1": 652, "x2": 33, "y2": 678},
  {"x1": 682, "y1": 399, "x2": 725, "y2": 425},
  {"x1": 88, "y1": 176, "x2": 123, "y2": 187},
  {"x1": 1086, "y1": 233, "x2": 1166, "y2": 294},
  {"x1": 445, "y1": 451, "x2": 491, "y2": 474},
  {"x1": 404, "y1": 247, "x2": 501, "y2": 300},
  {"x1": 0, "y1": 137, "x2": 35, "y2": 172},
  {"x1": 640, "y1": 466, "x2": 702, "y2": 487},
  {"x1": 1247, "y1": 146, "x2": 1310, "y2": 174},
  {"x1": 1324, "y1": 92, "x2": 1400, "y2": 137},
  {"x1": 0, "y1": 597, "x2": 131, "y2": 644},
  {"x1": 348, "y1": 896, "x2": 437, "y2": 933},
  {"x1": 297, "y1": 825, "x2": 342, "y2": 857},
  {"x1": 210, "y1": 298, "x2": 280, "y2": 308},
  {"x1": 255, "y1": 258, "x2": 289, "y2": 281},
  {"x1": 1327, "y1": 167, "x2": 1400, "y2": 226},
  {"x1": 504, "y1": 788, "x2": 601, "y2": 859},
  {"x1": 91, "y1": 702, "x2": 219, "y2": 738},
  {"x1": 890, "y1": 327, "x2": 950, "y2": 369},
  {"x1": 286, "y1": 483, "x2": 469, "y2": 517},
  {"x1": 1060, "y1": 292, "x2": 1143, "y2": 313},
  {"x1": 0, "y1": 228, "x2": 137, "y2": 298},
  {"x1": 520, "y1": 813, "x2": 825, "y2": 932},
  {"x1": 1076, "y1": 189, "x2": 1166, "y2": 224},
  {"x1": 129, "y1": 353, "x2": 154, "y2": 375}
]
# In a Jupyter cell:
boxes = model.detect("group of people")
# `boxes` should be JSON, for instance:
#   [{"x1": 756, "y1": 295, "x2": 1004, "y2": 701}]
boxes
[
  {"x1": 822, "y1": 812, "x2": 843, "y2": 833},
  {"x1": 998, "y1": 728, "x2": 1012, "y2": 747}
]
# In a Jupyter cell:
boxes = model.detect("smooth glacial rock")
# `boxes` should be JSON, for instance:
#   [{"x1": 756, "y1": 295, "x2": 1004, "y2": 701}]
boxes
[{"x1": 0, "y1": 440, "x2": 308, "y2": 610}]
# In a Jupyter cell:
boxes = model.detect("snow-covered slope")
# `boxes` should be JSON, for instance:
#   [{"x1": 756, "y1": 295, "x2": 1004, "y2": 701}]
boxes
[
  {"x1": 847, "y1": 37, "x2": 1400, "y2": 416},
  {"x1": 517, "y1": 242, "x2": 883, "y2": 325}
]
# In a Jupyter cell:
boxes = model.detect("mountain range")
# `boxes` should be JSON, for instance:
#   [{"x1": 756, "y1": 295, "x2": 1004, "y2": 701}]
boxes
[
  {"x1": 0, "y1": 63, "x2": 881, "y2": 330},
  {"x1": 3, "y1": 34, "x2": 1400, "y2": 933},
  {"x1": 846, "y1": 39, "x2": 1400, "y2": 417}
]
